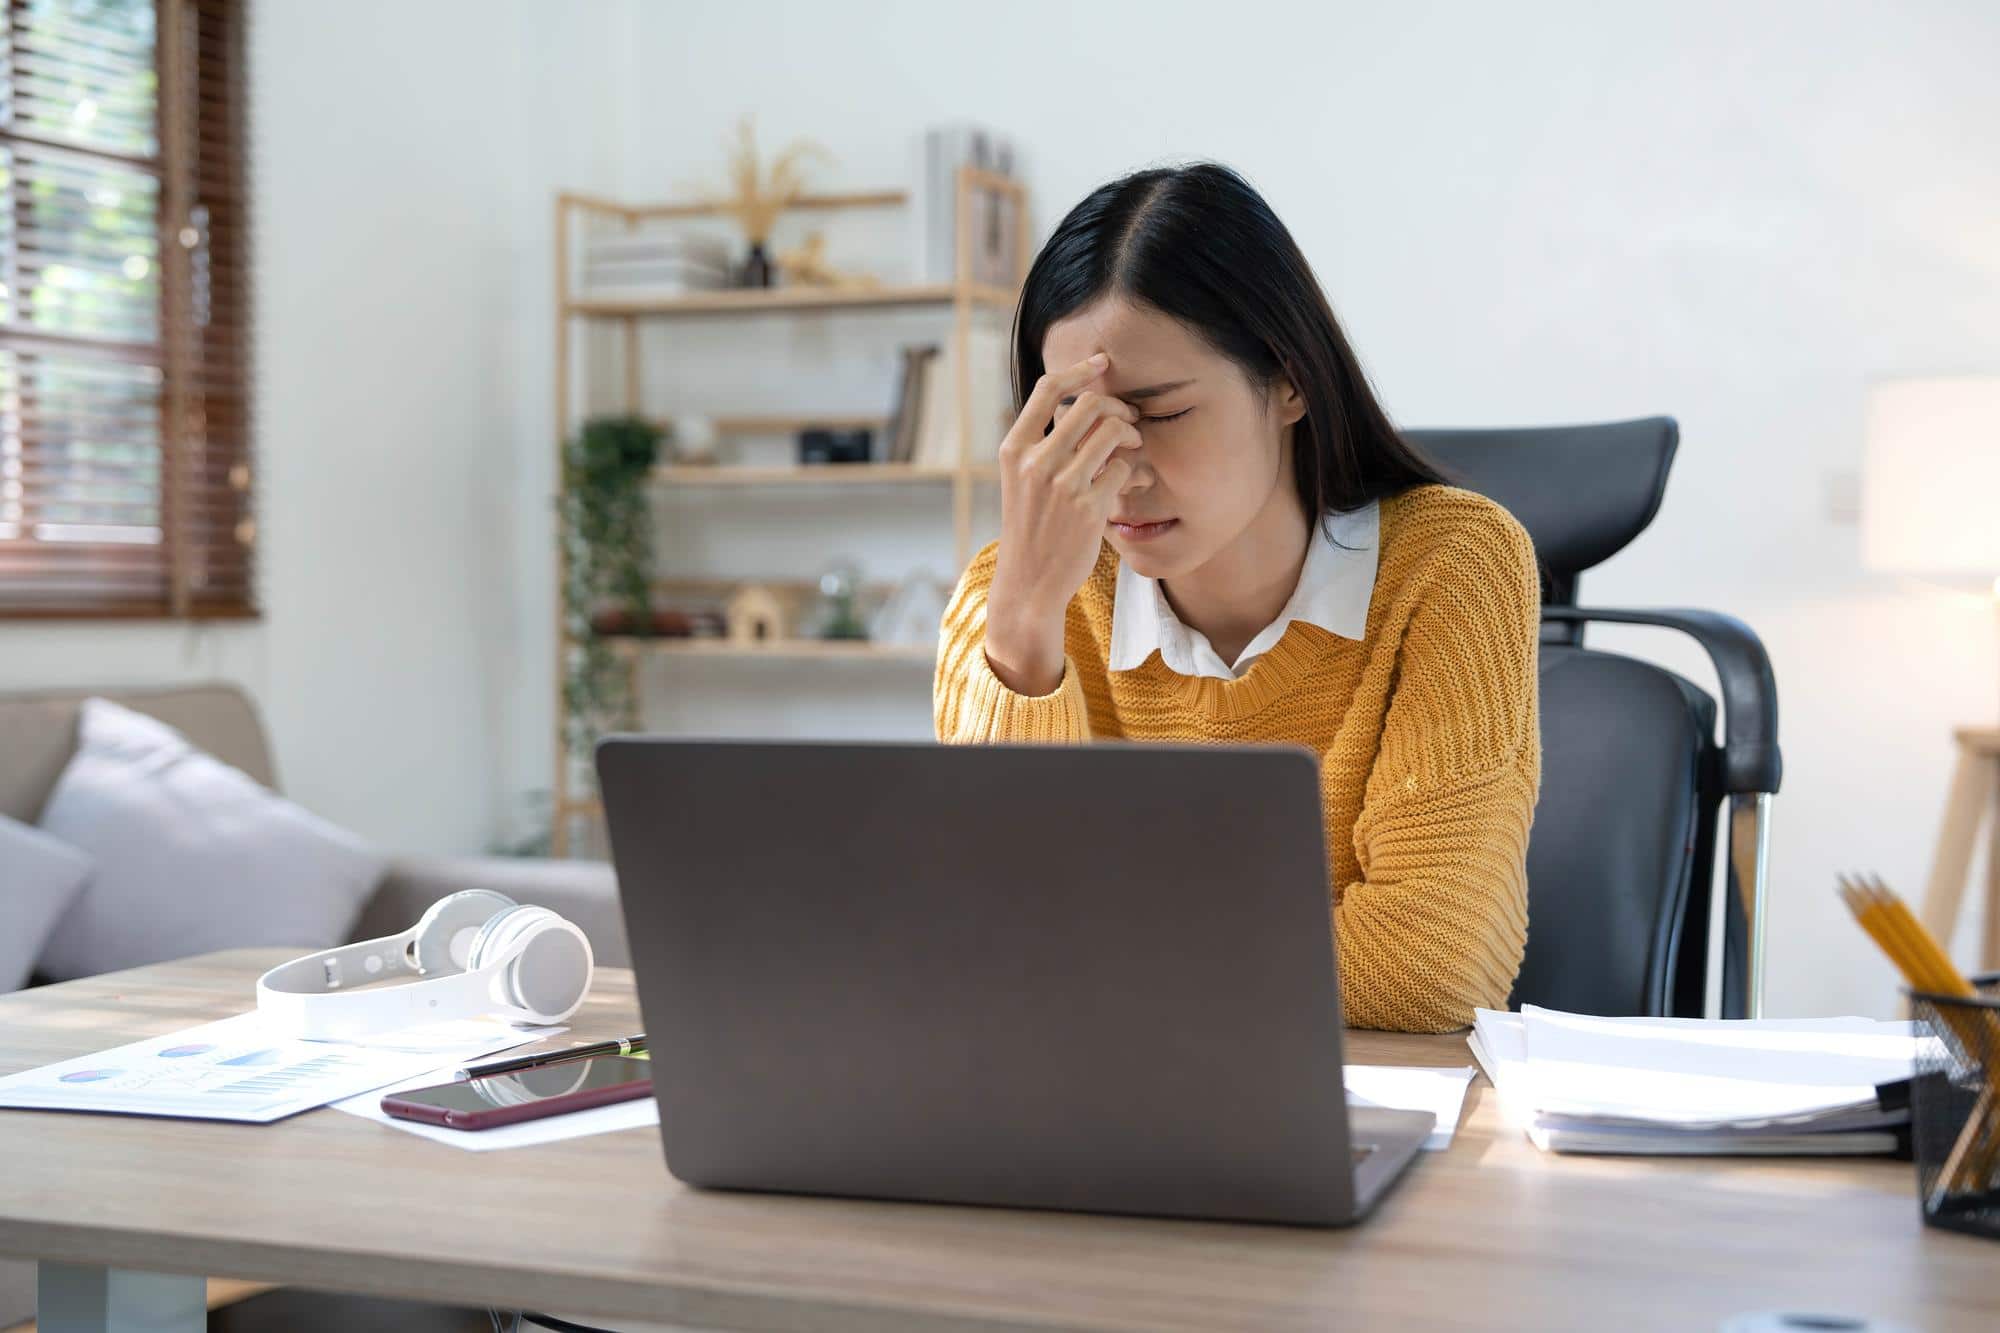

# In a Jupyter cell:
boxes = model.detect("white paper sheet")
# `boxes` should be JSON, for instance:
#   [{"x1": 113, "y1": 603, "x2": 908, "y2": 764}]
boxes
[
  {"x1": 1345, "y1": 1064, "x2": 1476, "y2": 1150},
  {"x1": 332, "y1": 1067, "x2": 661, "y2": 1151},
  {"x1": 1518, "y1": 1005, "x2": 1920, "y2": 1128},
  {"x1": 1526, "y1": 1123, "x2": 1899, "y2": 1156},
  {"x1": 1468, "y1": 1006, "x2": 1922, "y2": 1155},
  {"x1": 0, "y1": 1012, "x2": 560, "y2": 1122},
  {"x1": 1470, "y1": 1009, "x2": 1539, "y2": 1130}
]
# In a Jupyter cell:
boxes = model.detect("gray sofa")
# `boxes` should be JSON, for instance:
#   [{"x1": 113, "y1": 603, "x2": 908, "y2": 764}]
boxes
[{"x1": 0, "y1": 681, "x2": 626, "y2": 1328}]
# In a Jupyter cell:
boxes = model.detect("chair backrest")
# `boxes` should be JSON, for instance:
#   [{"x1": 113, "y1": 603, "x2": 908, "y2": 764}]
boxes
[
  {"x1": 1511, "y1": 645, "x2": 1715, "y2": 1014},
  {"x1": 1410, "y1": 417, "x2": 1676, "y2": 609},
  {"x1": 0, "y1": 682, "x2": 277, "y2": 825},
  {"x1": 1404, "y1": 418, "x2": 1738, "y2": 1016}
]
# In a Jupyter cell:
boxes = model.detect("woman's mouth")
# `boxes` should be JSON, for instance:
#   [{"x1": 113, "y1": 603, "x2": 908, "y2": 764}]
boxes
[{"x1": 1110, "y1": 518, "x2": 1178, "y2": 542}]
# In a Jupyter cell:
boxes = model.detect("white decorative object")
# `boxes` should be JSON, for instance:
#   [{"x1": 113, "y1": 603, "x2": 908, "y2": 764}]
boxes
[
  {"x1": 672, "y1": 412, "x2": 720, "y2": 465},
  {"x1": 870, "y1": 570, "x2": 950, "y2": 647}
]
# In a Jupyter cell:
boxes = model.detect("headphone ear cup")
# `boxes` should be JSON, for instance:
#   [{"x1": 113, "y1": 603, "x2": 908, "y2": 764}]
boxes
[
  {"x1": 468, "y1": 906, "x2": 593, "y2": 1023},
  {"x1": 464, "y1": 903, "x2": 535, "y2": 976},
  {"x1": 411, "y1": 889, "x2": 520, "y2": 974}
]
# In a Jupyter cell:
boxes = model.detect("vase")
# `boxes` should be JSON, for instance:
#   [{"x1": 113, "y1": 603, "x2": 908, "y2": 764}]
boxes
[{"x1": 741, "y1": 241, "x2": 774, "y2": 288}]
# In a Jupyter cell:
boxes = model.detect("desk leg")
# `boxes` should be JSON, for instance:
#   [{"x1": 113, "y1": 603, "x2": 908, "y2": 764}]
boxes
[{"x1": 36, "y1": 1263, "x2": 204, "y2": 1333}]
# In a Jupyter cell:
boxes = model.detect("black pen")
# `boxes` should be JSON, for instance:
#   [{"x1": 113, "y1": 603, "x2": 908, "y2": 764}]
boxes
[{"x1": 453, "y1": 1034, "x2": 648, "y2": 1083}]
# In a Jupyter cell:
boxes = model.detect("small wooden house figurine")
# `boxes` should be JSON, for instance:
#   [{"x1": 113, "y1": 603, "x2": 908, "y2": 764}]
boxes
[{"x1": 726, "y1": 582, "x2": 788, "y2": 645}]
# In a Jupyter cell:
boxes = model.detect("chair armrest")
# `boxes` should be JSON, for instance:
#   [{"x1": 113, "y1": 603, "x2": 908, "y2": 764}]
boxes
[
  {"x1": 1543, "y1": 605, "x2": 1782, "y2": 795},
  {"x1": 353, "y1": 855, "x2": 629, "y2": 969}
]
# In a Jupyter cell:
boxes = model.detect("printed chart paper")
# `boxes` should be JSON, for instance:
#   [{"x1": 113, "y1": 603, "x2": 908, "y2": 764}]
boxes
[{"x1": 0, "y1": 1011, "x2": 557, "y2": 1123}]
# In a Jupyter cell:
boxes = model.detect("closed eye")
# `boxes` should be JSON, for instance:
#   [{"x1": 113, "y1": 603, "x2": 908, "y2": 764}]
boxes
[{"x1": 1141, "y1": 407, "x2": 1192, "y2": 424}]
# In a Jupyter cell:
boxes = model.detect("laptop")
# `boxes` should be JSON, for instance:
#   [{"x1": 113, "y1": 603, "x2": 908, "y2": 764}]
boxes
[{"x1": 596, "y1": 737, "x2": 1432, "y2": 1226}]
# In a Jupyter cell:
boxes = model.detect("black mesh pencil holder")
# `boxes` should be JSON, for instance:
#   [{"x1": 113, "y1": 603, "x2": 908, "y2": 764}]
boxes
[{"x1": 1909, "y1": 971, "x2": 2000, "y2": 1239}]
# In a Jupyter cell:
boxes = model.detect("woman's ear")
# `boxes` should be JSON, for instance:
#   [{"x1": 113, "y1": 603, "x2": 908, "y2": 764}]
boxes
[{"x1": 1272, "y1": 373, "x2": 1307, "y2": 428}]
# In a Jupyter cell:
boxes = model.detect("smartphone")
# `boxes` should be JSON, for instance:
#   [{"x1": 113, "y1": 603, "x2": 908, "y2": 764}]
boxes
[{"x1": 380, "y1": 1053, "x2": 654, "y2": 1130}]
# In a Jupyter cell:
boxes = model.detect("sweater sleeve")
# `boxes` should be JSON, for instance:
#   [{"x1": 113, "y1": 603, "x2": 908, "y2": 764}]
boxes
[
  {"x1": 1333, "y1": 507, "x2": 1542, "y2": 1033},
  {"x1": 933, "y1": 541, "x2": 1093, "y2": 744}
]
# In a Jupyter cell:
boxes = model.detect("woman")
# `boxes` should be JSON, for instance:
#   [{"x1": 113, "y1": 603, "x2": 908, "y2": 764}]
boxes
[{"x1": 933, "y1": 162, "x2": 1541, "y2": 1034}]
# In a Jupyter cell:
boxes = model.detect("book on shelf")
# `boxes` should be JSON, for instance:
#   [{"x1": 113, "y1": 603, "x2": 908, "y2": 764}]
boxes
[
  {"x1": 883, "y1": 344, "x2": 938, "y2": 464},
  {"x1": 583, "y1": 232, "x2": 732, "y2": 267},
  {"x1": 579, "y1": 231, "x2": 733, "y2": 299},
  {"x1": 910, "y1": 351, "x2": 950, "y2": 468},
  {"x1": 906, "y1": 325, "x2": 1010, "y2": 469},
  {"x1": 583, "y1": 258, "x2": 729, "y2": 282},
  {"x1": 964, "y1": 322, "x2": 1013, "y2": 464},
  {"x1": 912, "y1": 123, "x2": 1022, "y2": 288}
]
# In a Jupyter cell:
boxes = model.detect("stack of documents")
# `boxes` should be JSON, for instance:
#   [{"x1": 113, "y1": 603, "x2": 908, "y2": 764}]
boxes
[{"x1": 1470, "y1": 1005, "x2": 1920, "y2": 1155}]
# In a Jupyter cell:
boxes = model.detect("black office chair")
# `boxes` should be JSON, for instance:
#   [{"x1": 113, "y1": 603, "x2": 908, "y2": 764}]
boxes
[{"x1": 1405, "y1": 417, "x2": 1781, "y2": 1018}]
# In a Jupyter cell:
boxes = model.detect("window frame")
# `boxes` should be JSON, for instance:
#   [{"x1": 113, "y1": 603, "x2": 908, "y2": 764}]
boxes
[{"x1": 0, "y1": 0, "x2": 255, "y2": 621}]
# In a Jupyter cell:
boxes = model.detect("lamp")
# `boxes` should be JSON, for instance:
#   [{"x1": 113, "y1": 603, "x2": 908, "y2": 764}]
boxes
[{"x1": 1862, "y1": 375, "x2": 2000, "y2": 971}]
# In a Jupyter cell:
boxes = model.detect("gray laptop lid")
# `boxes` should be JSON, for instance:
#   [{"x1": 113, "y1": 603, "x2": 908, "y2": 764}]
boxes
[{"x1": 598, "y1": 738, "x2": 1401, "y2": 1226}]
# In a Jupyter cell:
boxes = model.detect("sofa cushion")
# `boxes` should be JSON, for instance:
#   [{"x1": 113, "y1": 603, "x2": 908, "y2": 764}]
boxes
[
  {"x1": 35, "y1": 698, "x2": 383, "y2": 981},
  {"x1": 0, "y1": 813, "x2": 91, "y2": 991},
  {"x1": 0, "y1": 682, "x2": 278, "y2": 826}
]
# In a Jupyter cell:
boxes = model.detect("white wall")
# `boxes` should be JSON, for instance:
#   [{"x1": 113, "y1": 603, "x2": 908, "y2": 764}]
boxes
[
  {"x1": 0, "y1": 0, "x2": 630, "y2": 855},
  {"x1": 5, "y1": 1, "x2": 1993, "y2": 1019},
  {"x1": 583, "y1": 0, "x2": 2000, "y2": 1018}
]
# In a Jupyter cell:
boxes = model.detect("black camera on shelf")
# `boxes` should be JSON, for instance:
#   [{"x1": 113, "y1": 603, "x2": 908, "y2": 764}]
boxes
[{"x1": 798, "y1": 427, "x2": 874, "y2": 465}]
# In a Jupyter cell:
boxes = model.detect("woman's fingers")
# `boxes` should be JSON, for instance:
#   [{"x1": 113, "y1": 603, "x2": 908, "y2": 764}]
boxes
[
  {"x1": 1056, "y1": 415, "x2": 1141, "y2": 491},
  {"x1": 1003, "y1": 357, "x2": 1134, "y2": 470},
  {"x1": 986, "y1": 353, "x2": 1142, "y2": 640},
  {"x1": 1032, "y1": 390, "x2": 1137, "y2": 475},
  {"x1": 1015, "y1": 352, "x2": 1110, "y2": 438}
]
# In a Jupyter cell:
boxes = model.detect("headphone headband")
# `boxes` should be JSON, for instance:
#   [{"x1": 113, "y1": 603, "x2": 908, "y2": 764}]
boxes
[{"x1": 256, "y1": 893, "x2": 592, "y2": 1040}]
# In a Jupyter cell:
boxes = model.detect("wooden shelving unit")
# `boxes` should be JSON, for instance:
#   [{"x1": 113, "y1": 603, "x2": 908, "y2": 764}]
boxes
[
  {"x1": 654, "y1": 463, "x2": 998, "y2": 487},
  {"x1": 608, "y1": 636, "x2": 939, "y2": 663},
  {"x1": 551, "y1": 169, "x2": 1028, "y2": 854},
  {"x1": 568, "y1": 282, "x2": 1019, "y2": 317},
  {"x1": 698, "y1": 413, "x2": 887, "y2": 434}
]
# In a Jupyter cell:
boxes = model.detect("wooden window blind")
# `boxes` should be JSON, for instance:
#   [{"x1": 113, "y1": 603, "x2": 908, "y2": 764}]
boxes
[{"x1": 0, "y1": 0, "x2": 253, "y2": 618}]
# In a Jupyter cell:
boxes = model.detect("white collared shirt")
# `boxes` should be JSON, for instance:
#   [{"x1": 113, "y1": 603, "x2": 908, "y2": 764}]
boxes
[{"x1": 1107, "y1": 500, "x2": 1380, "y2": 679}]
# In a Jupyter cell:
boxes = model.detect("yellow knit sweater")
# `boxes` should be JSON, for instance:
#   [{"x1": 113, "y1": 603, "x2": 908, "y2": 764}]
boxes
[{"x1": 933, "y1": 483, "x2": 1541, "y2": 1034}]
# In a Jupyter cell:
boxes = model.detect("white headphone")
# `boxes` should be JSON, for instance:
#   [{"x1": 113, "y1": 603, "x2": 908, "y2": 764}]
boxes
[{"x1": 256, "y1": 890, "x2": 594, "y2": 1040}]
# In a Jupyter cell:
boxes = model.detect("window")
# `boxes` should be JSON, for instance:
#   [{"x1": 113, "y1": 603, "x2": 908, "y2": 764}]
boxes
[{"x1": 0, "y1": 0, "x2": 252, "y2": 618}]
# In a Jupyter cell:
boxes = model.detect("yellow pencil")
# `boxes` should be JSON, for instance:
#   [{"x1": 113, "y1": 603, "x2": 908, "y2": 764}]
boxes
[{"x1": 1836, "y1": 874, "x2": 2000, "y2": 1200}]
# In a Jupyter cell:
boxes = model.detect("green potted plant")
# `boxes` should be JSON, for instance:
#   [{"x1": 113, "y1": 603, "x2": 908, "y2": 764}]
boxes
[{"x1": 559, "y1": 414, "x2": 663, "y2": 767}]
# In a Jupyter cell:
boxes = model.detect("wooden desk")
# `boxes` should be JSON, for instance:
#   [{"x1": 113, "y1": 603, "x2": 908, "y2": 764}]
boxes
[{"x1": 2, "y1": 950, "x2": 1996, "y2": 1333}]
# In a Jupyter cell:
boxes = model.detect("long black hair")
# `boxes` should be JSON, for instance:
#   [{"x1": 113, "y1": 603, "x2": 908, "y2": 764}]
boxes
[{"x1": 1013, "y1": 162, "x2": 1446, "y2": 523}]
